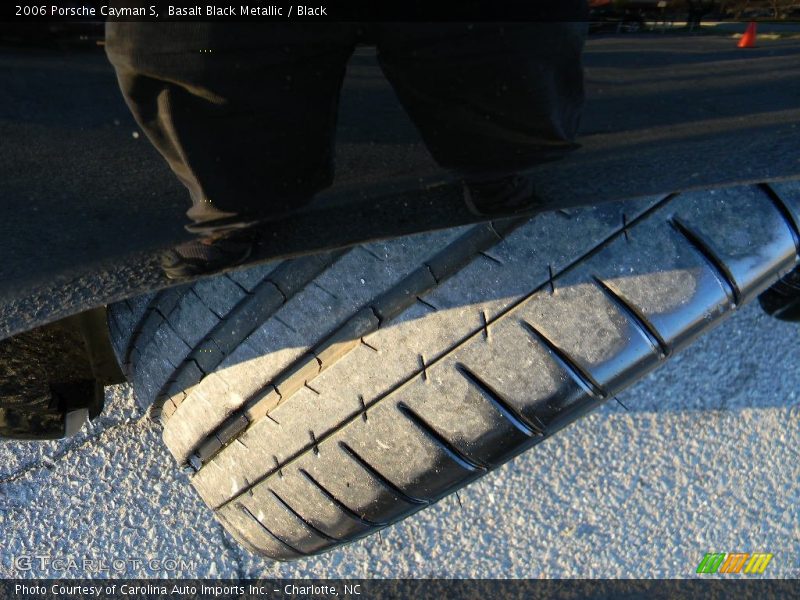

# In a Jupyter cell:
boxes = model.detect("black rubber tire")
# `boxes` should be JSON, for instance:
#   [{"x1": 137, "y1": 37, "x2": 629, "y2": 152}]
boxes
[
  {"x1": 108, "y1": 184, "x2": 799, "y2": 560},
  {"x1": 759, "y1": 265, "x2": 800, "y2": 322}
]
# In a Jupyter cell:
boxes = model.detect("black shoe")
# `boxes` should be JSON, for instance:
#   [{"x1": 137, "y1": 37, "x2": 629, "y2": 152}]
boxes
[
  {"x1": 463, "y1": 173, "x2": 544, "y2": 218},
  {"x1": 759, "y1": 265, "x2": 800, "y2": 322},
  {"x1": 160, "y1": 230, "x2": 255, "y2": 280}
]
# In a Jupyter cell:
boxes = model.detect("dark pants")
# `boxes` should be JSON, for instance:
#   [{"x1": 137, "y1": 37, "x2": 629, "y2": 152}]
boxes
[{"x1": 106, "y1": 22, "x2": 586, "y2": 232}]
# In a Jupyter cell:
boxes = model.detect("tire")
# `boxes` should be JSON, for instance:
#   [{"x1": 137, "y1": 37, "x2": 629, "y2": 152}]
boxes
[
  {"x1": 108, "y1": 184, "x2": 799, "y2": 560},
  {"x1": 759, "y1": 265, "x2": 800, "y2": 322}
]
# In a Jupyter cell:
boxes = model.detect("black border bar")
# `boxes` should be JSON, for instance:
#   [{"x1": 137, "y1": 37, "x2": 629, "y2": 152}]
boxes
[
  {"x1": 6, "y1": 0, "x2": 796, "y2": 23},
  {"x1": 3, "y1": 579, "x2": 800, "y2": 600},
  {"x1": 7, "y1": 0, "x2": 624, "y2": 23}
]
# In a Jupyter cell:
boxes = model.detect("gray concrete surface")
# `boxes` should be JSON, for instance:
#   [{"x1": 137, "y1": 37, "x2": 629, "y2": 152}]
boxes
[{"x1": 0, "y1": 299, "x2": 797, "y2": 579}]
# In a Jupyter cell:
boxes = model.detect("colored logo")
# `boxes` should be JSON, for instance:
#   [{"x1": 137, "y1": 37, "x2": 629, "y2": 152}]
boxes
[{"x1": 696, "y1": 552, "x2": 773, "y2": 574}]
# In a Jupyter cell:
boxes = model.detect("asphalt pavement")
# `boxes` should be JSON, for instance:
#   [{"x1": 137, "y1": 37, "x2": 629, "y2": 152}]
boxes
[{"x1": 0, "y1": 298, "x2": 797, "y2": 579}]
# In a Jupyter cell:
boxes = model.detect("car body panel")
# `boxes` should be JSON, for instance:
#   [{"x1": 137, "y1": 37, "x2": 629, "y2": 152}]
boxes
[{"x1": 1, "y1": 31, "x2": 798, "y2": 338}]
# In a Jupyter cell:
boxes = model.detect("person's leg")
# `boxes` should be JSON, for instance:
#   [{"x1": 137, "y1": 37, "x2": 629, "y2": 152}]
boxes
[
  {"x1": 374, "y1": 22, "x2": 587, "y2": 215},
  {"x1": 105, "y1": 23, "x2": 358, "y2": 234}
]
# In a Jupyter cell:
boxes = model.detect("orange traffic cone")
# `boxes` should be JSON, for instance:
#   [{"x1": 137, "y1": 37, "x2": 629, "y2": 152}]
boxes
[{"x1": 738, "y1": 21, "x2": 757, "y2": 48}]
